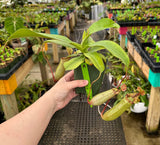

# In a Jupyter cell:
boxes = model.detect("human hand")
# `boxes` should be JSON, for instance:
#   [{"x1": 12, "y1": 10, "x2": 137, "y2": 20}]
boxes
[{"x1": 48, "y1": 70, "x2": 88, "y2": 111}]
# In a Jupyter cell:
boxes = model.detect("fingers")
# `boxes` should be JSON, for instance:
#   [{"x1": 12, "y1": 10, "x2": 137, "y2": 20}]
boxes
[
  {"x1": 67, "y1": 80, "x2": 88, "y2": 89},
  {"x1": 64, "y1": 70, "x2": 74, "y2": 81}
]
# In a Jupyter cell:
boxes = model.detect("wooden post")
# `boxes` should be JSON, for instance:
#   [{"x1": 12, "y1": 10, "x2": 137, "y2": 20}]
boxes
[
  {"x1": 0, "y1": 93, "x2": 19, "y2": 120},
  {"x1": 66, "y1": 20, "x2": 70, "y2": 38},
  {"x1": 146, "y1": 86, "x2": 160, "y2": 133},
  {"x1": 120, "y1": 35, "x2": 126, "y2": 49},
  {"x1": 72, "y1": 13, "x2": 75, "y2": 27},
  {"x1": 61, "y1": 27, "x2": 65, "y2": 36},
  {"x1": 75, "y1": 11, "x2": 78, "y2": 24},
  {"x1": 39, "y1": 62, "x2": 50, "y2": 85},
  {"x1": 52, "y1": 43, "x2": 59, "y2": 63},
  {"x1": 69, "y1": 13, "x2": 74, "y2": 33}
]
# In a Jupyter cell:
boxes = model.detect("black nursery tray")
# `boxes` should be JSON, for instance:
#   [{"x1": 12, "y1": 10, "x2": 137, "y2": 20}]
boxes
[
  {"x1": 0, "y1": 55, "x2": 28, "y2": 80},
  {"x1": 26, "y1": 20, "x2": 61, "y2": 29},
  {"x1": 134, "y1": 41, "x2": 160, "y2": 73},
  {"x1": 126, "y1": 31, "x2": 135, "y2": 42},
  {"x1": 148, "y1": 21, "x2": 160, "y2": 26},
  {"x1": 0, "y1": 49, "x2": 33, "y2": 80},
  {"x1": 116, "y1": 20, "x2": 148, "y2": 27},
  {"x1": 134, "y1": 37, "x2": 155, "y2": 55},
  {"x1": 141, "y1": 45, "x2": 160, "y2": 73}
]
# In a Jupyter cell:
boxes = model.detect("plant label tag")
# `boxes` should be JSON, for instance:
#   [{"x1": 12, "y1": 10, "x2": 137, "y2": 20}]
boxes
[
  {"x1": 156, "y1": 43, "x2": 160, "y2": 47},
  {"x1": 153, "y1": 35, "x2": 157, "y2": 39}
]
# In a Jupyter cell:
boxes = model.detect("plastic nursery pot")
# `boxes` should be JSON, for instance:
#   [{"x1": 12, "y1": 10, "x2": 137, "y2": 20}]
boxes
[
  {"x1": 74, "y1": 63, "x2": 104, "y2": 96},
  {"x1": 126, "y1": 31, "x2": 135, "y2": 42},
  {"x1": 130, "y1": 102, "x2": 148, "y2": 113}
]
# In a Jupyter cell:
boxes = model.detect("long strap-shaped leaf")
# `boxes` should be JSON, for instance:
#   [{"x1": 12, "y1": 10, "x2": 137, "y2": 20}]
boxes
[
  {"x1": 81, "y1": 18, "x2": 119, "y2": 47},
  {"x1": 8, "y1": 28, "x2": 71, "y2": 43},
  {"x1": 88, "y1": 18, "x2": 120, "y2": 35},
  {"x1": 84, "y1": 51, "x2": 105, "y2": 72},
  {"x1": 45, "y1": 40, "x2": 75, "y2": 48},
  {"x1": 8, "y1": 28, "x2": 85, "y2": 52},
  {"x1": 64, "y1": 55, "x2": 85, "y2": 70},
  {"x1": 89, "y1": 40, "x2": 130, "y2": 67}
]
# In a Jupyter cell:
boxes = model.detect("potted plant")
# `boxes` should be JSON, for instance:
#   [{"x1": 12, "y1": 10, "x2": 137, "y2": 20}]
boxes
[
  {"x1": 105, "y1": 52, "x2": 150, "y2": 114},
  {"x1": 6, "y1": 18, "x2": 130, "y2": 100}
]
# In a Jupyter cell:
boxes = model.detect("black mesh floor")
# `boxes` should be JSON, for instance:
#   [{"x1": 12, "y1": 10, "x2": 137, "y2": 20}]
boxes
[{"x1": 38, "y1": 100, "x2": 126, "y2": 145}]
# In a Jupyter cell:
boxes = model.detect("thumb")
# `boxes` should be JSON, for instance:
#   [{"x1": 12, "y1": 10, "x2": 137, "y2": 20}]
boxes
[{"x1": 67, "y1": 80, "x2": 88, "y2": 89}]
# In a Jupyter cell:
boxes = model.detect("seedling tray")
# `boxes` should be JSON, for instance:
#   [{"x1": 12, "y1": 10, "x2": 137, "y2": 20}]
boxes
[
  {"x1": 140, "y1": 45, "x2": 160, "y2": 73},
  {"x1": 126, "y1": 31, "x2": 135, "y2": 42},
  {"x1": 116, "y1": 20, "x2": 148, "y2": 27},
  {"x1": 0, "y1": 54, "x2": 29, "y2": 80},
  {"x1": 134, "y1": 37, "x2": 155, "y2": 53},
  {"x1": 133, "y1": 40, "x2": 160, "y2": 73},
  {"x1": 148, "y1": 21, "x2": 160, "y2": 26}
]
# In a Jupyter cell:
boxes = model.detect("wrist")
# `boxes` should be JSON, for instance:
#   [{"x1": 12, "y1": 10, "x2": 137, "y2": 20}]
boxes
[{"x1": 43, "y1": 89, "x2": 58, "y2": 115}]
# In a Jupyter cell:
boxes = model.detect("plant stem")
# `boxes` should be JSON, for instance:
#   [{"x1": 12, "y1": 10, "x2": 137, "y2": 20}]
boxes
[
  {"x1": 42, "y1": 49, "x2": 56, "y2": 83},
  {"x1": 100, "y1": 99, "x2": 110, "y2": 117},
  {"x1": 87, "y1": 72, "x2": 102, "y2": 104}
]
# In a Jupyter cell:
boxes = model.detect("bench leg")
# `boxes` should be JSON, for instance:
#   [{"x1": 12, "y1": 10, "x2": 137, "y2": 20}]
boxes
[
  {"x1": 146, "y1": 86, "x2": 160, "y2": 133},
  {"x1": 0, "y1": 93, "x2": 19, "y2": 120}
]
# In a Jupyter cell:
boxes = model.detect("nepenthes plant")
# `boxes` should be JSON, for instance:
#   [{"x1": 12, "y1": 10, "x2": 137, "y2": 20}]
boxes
[{"x1": 5, "y1": 18, "x2": 143, "y2": 121}]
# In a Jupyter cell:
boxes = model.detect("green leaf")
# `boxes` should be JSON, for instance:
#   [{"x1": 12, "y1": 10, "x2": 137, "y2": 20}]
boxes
[
  {"x1": 88, "y1": 18, "x2": 120, "y2": 35},
  {"x1": 84, "y1": 52, "x2": 105, "y2": 72},
  {"x1": 32, "y1": 54, "x2": 38, "y2": 63},
  {"x1": 44, "y1": 40, "x2": 75, "y2": 48},
  {"x1": 89, "y1": 40, "x2": 130, "y2": 67},
  {"x1": 140, "y1": 95, "x2": 149, "y2": 107},
  {"x1": 70, "y1": 42, "x2": 83, "y2": 51},
  {"x1": 64, "y1": 55, "x2": 85, "y2": 70},
  {"x1": 89, "y1": 46, "x2": 105, "y2": 52},
  {"x1": 82, "y1": 30, "x2": 87, "y2": 41},
  {"x1": 5, "y1": 17, "x2": 24, "y2": 35},
  {"x1": 8, "y1": 28, "x2": 71, "y2": 43},
  {"x1": 67, "y1": 53, "x2": 81, "y2": 58},
  {"x1": 82, "y1": 36, "x2": 95, "y2": 51}
]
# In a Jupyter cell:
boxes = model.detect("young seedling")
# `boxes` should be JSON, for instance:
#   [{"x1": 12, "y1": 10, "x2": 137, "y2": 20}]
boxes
[
  {"x1": 146, "y1": 47, "x2": 150, "y2": 51},
  {"x1": 149, "y1": 28, "x2": 152, "y2": 33},
  {"x1": 153, "y1": 39, "x2": 157, "y2": 46},
  {"x1": 0, "y1": 55, "x2": 5, "y2": 62},
  {"x1": 144, "y1": 36, "x2": 149, "y2": 43},
  {"x1": 147, "y1": 25, "x2": 150, "y2": 31},
  {"x1": 156, "y1": 56, "x2": 159, "y2": 63},
  {"x1": 154, "y1": 53, "x2": 157, "y2": 58},
  {"x1": 132, "y1": 27, "x2": 135, "y2": 35},
  {"x1": 150, "y1": 49, "x2": 154, "y2": 55},
  {"x1": 142, "y1": 30, "x2": 147, "y2": 37},
  {"x1": 156, "y1": 45, "x2": 159, "y2": 51}
]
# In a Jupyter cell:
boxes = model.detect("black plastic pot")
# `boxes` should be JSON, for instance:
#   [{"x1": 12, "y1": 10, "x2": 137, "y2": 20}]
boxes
[
  {"x1": 74, "y1": 63, "x2": 104, "y2": 96},
  {"x1": 126, "y1": 31, "x2": 135, "y2": 42}
]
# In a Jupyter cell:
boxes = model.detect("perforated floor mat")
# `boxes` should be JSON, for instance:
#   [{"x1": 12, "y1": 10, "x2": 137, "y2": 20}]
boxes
[{"x1": 38, "y1": 100, "x2": 126, "y2": 145}]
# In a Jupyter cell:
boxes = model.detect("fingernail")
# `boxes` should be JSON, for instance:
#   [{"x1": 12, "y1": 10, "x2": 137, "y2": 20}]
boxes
[{"x1": 83, "y1": 80, "x2": 88, "y2": 85}]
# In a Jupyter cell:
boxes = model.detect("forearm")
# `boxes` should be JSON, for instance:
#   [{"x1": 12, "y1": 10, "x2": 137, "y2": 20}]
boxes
[
  {"x1": 0, "y1": 90, "x2": 56, "y2": 145},
  {"x1": 0, "y1": 71, "x2": 88, "y2": 145}
]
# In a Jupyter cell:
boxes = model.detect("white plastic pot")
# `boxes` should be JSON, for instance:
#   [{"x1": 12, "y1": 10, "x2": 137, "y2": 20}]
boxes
[{"x1": 130, "y1": 102, "x2": 148, "y2": 113}]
